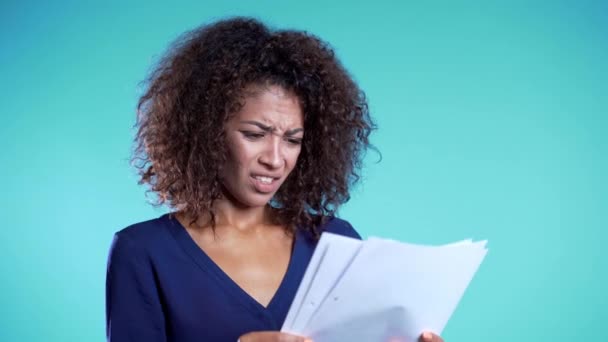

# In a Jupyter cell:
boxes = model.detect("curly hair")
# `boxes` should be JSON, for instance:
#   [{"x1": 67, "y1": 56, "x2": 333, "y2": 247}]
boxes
[{"x1": 134, "y1": 17, "x2": 375, "y2": 237}]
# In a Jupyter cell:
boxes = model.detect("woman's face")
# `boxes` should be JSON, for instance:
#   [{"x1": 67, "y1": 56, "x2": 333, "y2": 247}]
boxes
[{"x1": 221, "y1": 84, "x2": 304, "y2": 208}]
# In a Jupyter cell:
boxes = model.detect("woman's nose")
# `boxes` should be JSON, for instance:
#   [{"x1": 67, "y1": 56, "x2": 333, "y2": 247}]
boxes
[{"x1": 258, "y1": 137, "x2": 284, "y2": 169}]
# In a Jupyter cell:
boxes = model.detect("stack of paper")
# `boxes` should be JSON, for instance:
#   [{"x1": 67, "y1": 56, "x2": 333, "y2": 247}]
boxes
[{"x1": 282, "y1": 233, "x2": 488, "y2": 341}]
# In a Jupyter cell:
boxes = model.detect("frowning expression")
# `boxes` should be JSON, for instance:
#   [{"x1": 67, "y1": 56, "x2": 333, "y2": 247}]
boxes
[{"x1": 221, "y1": 84, "x2": 304, "y2": 208}]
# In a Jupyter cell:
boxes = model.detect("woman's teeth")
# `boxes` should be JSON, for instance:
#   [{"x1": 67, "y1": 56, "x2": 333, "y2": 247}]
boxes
[{"x1": 255, "y1": 176, "x2": 273, "y2": 184}]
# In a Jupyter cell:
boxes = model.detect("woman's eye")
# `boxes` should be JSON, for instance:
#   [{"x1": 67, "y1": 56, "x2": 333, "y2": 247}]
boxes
[
  {"x1": 241, "y1": 131, "x2": 265, "y2": 139},
  {"x1": 286, "y1": 138, "x2": 303, "y2": 145}
]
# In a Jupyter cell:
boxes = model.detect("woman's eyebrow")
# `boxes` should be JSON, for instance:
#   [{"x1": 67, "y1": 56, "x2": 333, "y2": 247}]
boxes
[
  {"x1": 285, "y1": 128, "x2": 304, "y2": 136},
  {"x1": 240, "y1": 120, "x2": 272, "y2": 131},
  {"x1": 240, "y1": 120, "x2": 303, "y2": 135}
]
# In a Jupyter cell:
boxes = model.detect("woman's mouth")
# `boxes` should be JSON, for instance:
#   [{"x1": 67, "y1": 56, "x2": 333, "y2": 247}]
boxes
[
  {"x1": 255, "y1": 176, "x2": 274, "y2": 184},
  {"x1": 251, "y1": 175, "x2": 280, "y2": 193}
]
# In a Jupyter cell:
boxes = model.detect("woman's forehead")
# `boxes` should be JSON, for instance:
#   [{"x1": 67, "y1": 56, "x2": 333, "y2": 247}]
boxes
[
  {"x1": 232, "y1": 85, "x2": 304, "y2": 128},
  {"x1": 243, "y1": 83, "x2": 304, "y2": 107}
]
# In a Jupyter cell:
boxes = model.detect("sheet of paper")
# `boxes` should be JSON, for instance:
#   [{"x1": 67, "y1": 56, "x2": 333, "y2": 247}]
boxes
[
  {"x1": 283, "y1": 233, "x2": 363, "y2": 333},
  {"x1": 282, "y1": 233, "x2": 488, "y2": 341}
]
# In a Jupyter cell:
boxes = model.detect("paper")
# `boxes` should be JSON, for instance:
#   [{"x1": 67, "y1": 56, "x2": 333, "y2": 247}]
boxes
[{"x1": 282, "y1": 233, "x2": 488, "y2": 341}]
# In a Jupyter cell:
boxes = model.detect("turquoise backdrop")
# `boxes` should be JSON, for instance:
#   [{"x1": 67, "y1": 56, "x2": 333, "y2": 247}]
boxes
[{"x1": 1, "y1": 1, "x2": 606, "y2": 341}]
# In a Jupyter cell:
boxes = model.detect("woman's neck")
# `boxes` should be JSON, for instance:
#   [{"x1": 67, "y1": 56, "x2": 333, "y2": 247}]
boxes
[
  {"x1": 178, "y1": 199, "x2": 276, "y2": 234},
  {"x1": 212, "y1": 199, "x2": 273, "y2": 232}
]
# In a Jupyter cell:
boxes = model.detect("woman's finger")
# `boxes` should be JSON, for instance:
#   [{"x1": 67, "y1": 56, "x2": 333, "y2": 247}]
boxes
[
  {"x1": 239, "y1": 331, "x2": 312, "y2": 342},
  {"x1": 419, "y1": 331, "x2": 444, "y2": 342}
]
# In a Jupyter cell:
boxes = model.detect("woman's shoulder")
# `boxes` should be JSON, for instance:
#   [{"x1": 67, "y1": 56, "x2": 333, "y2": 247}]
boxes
[
  {"x1": 115, "y1": 214, "x2": 170, "y2": 239},
  {"x1": 109, "y1": 214, "x2": 174, "y2": 257},
  {"x1": 316, "y1": 216, "x2": 362, "y2": 240}
]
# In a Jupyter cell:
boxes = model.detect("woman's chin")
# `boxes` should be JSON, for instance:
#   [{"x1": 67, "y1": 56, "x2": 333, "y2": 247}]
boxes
[{"x1": 235, "y1": 192, "x2": 275, "y2": 208}]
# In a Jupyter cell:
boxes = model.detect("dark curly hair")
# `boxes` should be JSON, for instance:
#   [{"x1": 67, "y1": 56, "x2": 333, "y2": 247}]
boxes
[{"x1": 133, "y1": 17, "x2": 376, "y2": 237}]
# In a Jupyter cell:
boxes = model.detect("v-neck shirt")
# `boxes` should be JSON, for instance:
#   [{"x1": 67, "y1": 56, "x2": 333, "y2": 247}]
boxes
[{"x1": 105, "y1": 213, "x2": 361, "y2": 342}]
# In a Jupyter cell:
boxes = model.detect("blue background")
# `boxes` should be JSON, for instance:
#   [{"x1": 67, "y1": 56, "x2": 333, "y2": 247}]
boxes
[{"x1": 1, "y1": 1, "x2": 606, "y2": 341}]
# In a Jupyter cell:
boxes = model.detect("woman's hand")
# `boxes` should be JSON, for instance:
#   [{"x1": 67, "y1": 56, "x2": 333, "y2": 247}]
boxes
[
  {"x1": 419, "y1": 331, "x2": 444, "y2": 342},
  {"x1": 388, "y1": 331, "x2": 444, "y2": 342},
  {"x1": 238, "y1": 331, "x2": 312, "y2": 342},
  {"x1": 239, "y1": 330, "x2": 442, "y2": 342}
]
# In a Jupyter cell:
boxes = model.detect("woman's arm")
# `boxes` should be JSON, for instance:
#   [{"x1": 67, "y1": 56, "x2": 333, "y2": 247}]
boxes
[{"x1": 106, "y1": 233, "x2": 167, "y2": 342}]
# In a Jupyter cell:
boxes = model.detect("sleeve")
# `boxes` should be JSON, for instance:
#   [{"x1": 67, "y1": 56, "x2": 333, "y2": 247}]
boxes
[
  {"x1": 105, "y1": 233, "x2": 167, "y2": 342},
  {"x1": 341, "y1": 219, "x2": 362, "y2": 240},
  {"x1": 327, "y1": 217, "x2": 362, "y2": 240}
]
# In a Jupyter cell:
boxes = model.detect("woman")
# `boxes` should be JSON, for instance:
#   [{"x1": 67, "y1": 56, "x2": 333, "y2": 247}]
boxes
[{"x1": 106, "y1": 17, "x2": 444, "y2": 342}]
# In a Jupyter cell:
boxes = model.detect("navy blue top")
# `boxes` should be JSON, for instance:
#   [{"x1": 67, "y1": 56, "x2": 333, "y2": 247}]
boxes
[{"x1": 105, "y1": 214, "x2": 361, "y2": 342}]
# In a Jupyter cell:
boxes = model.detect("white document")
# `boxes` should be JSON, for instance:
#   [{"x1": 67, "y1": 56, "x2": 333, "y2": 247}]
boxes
[
  {"x1": 283, "y1": 233, "x2": 363, "y2": 333},
  {"x1": 282, "y1": 233, "x2": 488, "y2": 341}
]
